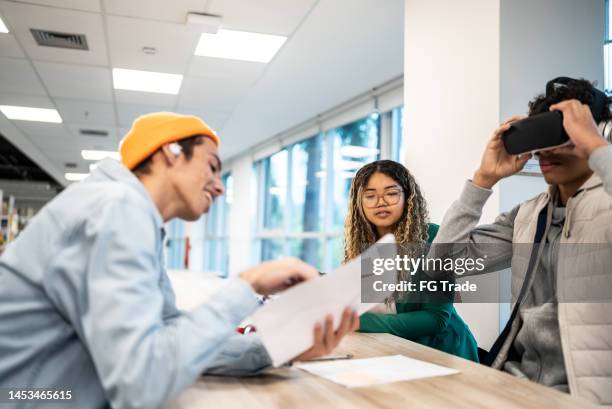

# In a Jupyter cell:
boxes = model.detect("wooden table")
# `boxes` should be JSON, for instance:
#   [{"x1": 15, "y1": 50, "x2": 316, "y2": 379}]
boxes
[{"x1": 170, "y1": 333, "x2": 599, "y2": 409}]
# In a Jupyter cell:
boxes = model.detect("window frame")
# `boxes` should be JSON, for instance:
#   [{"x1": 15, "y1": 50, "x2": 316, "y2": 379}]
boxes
[
  {"x1": 606, "y1": 0, "x2": 611, "y2": 94},
  {"x1": 252, "y1": 109, "x2": 405, "y2": 270},
  {"x1": 202, "y1": 172, "x2": 232, "y2": 277}
]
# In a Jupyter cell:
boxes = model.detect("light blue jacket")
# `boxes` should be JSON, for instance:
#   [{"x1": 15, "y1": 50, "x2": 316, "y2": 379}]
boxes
[{"x1": 0, "y1": 159, "x2": 271, "y2": 409}]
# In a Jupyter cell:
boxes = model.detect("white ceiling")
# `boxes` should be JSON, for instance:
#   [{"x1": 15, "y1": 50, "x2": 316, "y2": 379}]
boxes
[{"x1": 0, "y1": 0, "x2": 404, "y2": 185}]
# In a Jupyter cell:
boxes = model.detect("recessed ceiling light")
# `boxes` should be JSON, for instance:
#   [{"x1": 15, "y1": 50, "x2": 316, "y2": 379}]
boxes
[
  {"x1": 65, "y1": 173, "x2": 89, "y2": 182},
  {"x1": 0, "y1": 105, "x2": 62, "y2": 123},
  {"x1": 81, "y1": 150, "x2": 120, "y2": 161},
  {"x1": 194, "y1": 29, "x2": 287, "y2": 63},
  {"x1": 0, "y1": 16, "x2": 8, "y2": 34},
  {"x1": 112, "y1": 68, "x2": 183, "y2": 95}
]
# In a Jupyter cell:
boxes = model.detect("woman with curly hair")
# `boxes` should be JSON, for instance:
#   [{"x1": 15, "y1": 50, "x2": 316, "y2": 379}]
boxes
[{"x1": 344, "y1": 160, "x2": 478, "y2": 361}]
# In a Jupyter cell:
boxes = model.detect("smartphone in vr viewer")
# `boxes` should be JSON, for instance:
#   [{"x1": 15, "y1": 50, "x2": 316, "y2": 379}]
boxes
[{"x1": 502, "y1": 111, "x2": 571, "y2": 155}]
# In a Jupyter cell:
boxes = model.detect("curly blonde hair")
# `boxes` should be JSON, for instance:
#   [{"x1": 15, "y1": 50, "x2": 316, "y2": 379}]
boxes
[{"x1": 343, "y1": 160, "x2": 430, "y2": 300}]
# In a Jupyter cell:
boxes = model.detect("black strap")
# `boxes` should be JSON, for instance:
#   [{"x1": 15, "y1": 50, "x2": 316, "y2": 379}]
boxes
[
  {"x1": 481, "y1": 205, "x2": 548, "y2": 366},
  {"x1": 545, "y1": 76, "x2": 608, "y2": 122}
]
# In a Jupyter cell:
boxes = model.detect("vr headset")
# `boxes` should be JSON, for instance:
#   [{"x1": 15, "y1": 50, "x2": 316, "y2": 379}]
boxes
[{"x1": 502, "y1": 77, "x2": 612, "y2": 155}]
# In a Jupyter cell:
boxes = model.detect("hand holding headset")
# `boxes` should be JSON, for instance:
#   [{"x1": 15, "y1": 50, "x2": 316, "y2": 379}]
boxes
[{"x1": 502, "y1": 77, "x2": 612, "y2": 155}]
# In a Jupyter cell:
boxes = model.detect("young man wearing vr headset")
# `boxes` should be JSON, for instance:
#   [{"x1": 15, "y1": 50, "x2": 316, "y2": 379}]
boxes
[{"x1": 430, "y1": 78, "x2": 612, "y2": 406}]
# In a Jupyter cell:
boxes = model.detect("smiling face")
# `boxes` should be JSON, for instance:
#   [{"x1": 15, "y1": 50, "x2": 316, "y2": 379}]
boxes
[
  {"x1": 170, "y1": 137, "x2": 224, "y2": 221},
  {"x1": 361, "y1": 172, "x2": 405, "y2": 234},
  {"x1": 537, "y1": 148, "x2": 592, "y2": 187}
]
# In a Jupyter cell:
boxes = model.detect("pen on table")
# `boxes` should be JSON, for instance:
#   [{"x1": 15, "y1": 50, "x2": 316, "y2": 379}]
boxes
[{"x1": 306, "y1": 354, "x2": 353, "y2": 362}]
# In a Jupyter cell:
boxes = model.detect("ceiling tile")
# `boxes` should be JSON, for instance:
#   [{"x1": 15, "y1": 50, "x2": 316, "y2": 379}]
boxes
[
  {"x1": 114, "y1": 89, "x2": 178, "y2": 107},
  {"x1": 12, "y1": 0, "x2": 101, "y2": 12},
  {"x1": 0, "y1": 57, "x2": 47, "y2": 95},
  {"x1": 187, "y1": 56, "x2": 266, "y2": 81},
  {"x1": 0, "y1": 93, "x2": 54, "y2": 108},
  {"x1": 106, "y1": 15, "x2": 200, "y2": 73},
  {"x1": 0, "y1": 34, "x2": 26, "y2": 58},
  {"x1": 178, "y1": 76, "x2": 252, "y2": 111},
  {"x1": 0, "y1": 1, "x2": 109, "y2": 66},
  {"x1": 103, "y1": 0, "x2": 205, "y2": 24},
  {"x1": 54, "y1": 99, "x2": 116, "y2": 126},
  {"x1": 14, "y1": 122, "x2": 74, "y2": 152},
  {"x1": 66, "y1": 124, "x2": 118, "y2": 142},
  {"x1": 175, "y1": 106, "x2": 230, "y2": 133},
  {"x1": 34, "y1": 62, "x2": 113, "y2": 102},
  {"x1": 117, "y1": 103, "x2": 173, "y2": 127},
  {"x1": 14, "y1": 121, "x2": 68, "y2": 137},
  {"x1": 68, "y1": 127, "x2": 119, "y2": 151},
  {"x1": 207, "y1": 0, "x2": 317, "y2": 36},
  {"x1": 44, "y1": 150, "x2": 84, "y2": 168}
]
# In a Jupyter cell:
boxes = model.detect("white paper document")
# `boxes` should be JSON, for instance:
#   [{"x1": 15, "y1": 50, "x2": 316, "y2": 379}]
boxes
[
  {"x1": 249, "y1": 234, "x2": 396, "y2": 367},
  {"x1": 295, "y1": 355, "x2": 460, "y2": 388}
]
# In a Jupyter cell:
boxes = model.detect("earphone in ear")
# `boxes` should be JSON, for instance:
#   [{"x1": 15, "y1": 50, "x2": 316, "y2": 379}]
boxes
[{"x1": 168, "y1": 143, "x2": 182, "y2": 156}]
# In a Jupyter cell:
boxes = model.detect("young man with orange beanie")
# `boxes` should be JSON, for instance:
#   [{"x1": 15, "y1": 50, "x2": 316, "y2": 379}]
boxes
[{"x1": 0, "y1": 112, "x2": 359, "y2": 409}]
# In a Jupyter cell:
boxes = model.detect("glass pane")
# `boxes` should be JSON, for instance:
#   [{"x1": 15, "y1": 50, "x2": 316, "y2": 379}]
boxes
[
  {"x1": 166, "y1": 239, "x2": 185, "y2": 270},
  {"x1": 608, "y1": 0, "x2": 612, "y2": 41},
  {"x1": 261, "y1": 238, "x2": 284, "y2": 261},
  {"x1": 290, "y1": 135, "x2": 325, "y2": 233},
  {"x1": 392, "y1": 106, "x2": 405, "y2": 163},
  {"x1": 324, "y1": 237, "x2": 344, "y2": 272},
  {"x1": 263, "y1": 150, "x2": 288, "y2": 230},
  {"x1": 219, "y1": 238, "x2": 229, "y2": 277},
  {"x1": 203, "y1": 239, "x2": 218, "y2": 271},
  {"x1": 605, "y1": 43, "x2": 611, "y2": 93},
  {"x1": 205, "y1": 198, "x2": 219, "y2": 236},
  {"x1": 288, "y1": 238, "x2": 322, "y2": 270},
  {"x1": 222, "y1": 174, "x2": 233, "y2": 236},
  {"x1": 329, "y1": 116, "x2": 380, "y2": 232}
]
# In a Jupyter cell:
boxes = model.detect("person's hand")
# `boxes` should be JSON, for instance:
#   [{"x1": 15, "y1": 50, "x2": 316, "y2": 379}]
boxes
[
  {"x1": 549, "y1": 99, "x2": 608, "y2": 159},
  {"x1": 239, "y1": 258, "x2": 319, "y2": 296},
  {"x1": 472, "y1": 116, "x2": 532, "y2": 189},
  {"x1": 291, "y1": 307, "x2": 360, "y2": 362}
]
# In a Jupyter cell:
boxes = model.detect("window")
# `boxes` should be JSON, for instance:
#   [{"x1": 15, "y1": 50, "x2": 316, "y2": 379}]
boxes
[
  {"x1": 165, "y1": 173, "x2": 232, "y2": 275},
  {"x1": 328, "y1": 115, "x2": 380, "y2": 233},
  {"x1": 254, "y1": 116, "x2": 380, "y2": 271},
  {"x1": 391, "y1": 106, "x2": 405, "y2": 163},
  {"x1": 166, "y1": 218, "x2": 187, "y2": 270},
  {"x1": 606, "y1": 0, "x2": 611, "y2": 94},
  {"x1": 203, "y1": 173, "x2": 232, "y2": 276}
]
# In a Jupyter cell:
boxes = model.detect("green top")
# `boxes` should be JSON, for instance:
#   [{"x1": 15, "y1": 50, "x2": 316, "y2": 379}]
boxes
[{"x1": 359, "y1": 224, "x2": 479, "y2": 362}]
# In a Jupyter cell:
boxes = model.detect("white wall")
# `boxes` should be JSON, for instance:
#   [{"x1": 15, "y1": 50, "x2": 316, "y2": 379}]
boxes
[
  {"x1": 404, "y1": 0, "x2": 605, "y2": 349},
  {"x1": 226, "y1": 154, "x2": 257, "y2": 276},
  {"x1": 500, "y1": 0, "x2": 604, "y2": 121},
  {"x1": 404, "y1": 0, "x2": 502, "y2": 349}
]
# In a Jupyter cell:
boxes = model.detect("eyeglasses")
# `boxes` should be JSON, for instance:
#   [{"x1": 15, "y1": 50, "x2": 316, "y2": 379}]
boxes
[{"x1": 362, "y1": 189, "x2": 403, "y2": 208}]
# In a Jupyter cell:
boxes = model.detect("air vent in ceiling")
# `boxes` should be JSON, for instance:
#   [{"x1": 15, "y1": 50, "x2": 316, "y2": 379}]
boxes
[
  {"x1": 79, "y1": 129, "x2": 108, "y2": 137},
  {"x1": 30, "y1": 29, "x2": 89, "y2": 50},
  {"x1": 64, "y1": 162, "x2": 77, "y2": 169}
]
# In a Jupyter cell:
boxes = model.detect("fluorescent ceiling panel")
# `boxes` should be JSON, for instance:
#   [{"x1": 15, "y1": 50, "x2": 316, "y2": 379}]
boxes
[
  {"x1": 0, "y1": 16, "x2": 8, "y2": 33},
  {"x1": 194, "y1": 29, "x2": 287, "y2": 63},
  {"x1": 0, "y1": 105, "x2": 62, "y2": 123},
  {"x1": 112, "y1": 68, "x2": 183, "y2": 94},
  {"x1": 81, "y1": 150, "x2": 120, "y2": 161},
  {"x1": 65, "y1": 173, "x2": 89, "y2": 181}
]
